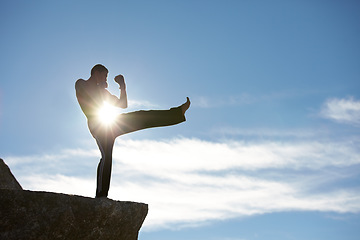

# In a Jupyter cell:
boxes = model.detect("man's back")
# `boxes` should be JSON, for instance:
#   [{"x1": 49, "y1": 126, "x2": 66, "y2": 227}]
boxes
[{"x1": 75, "y1": 79, "x2": 103, "y2": 120}]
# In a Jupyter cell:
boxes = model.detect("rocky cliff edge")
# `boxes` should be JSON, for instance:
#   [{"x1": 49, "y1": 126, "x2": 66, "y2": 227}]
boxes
[{"x1": 0, "y1": 158, "x2": 148, "y2": 240}]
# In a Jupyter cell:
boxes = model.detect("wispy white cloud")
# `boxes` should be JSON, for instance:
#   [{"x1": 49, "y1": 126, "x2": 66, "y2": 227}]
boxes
[
  {"x1": 21, "y1": 174, "x2": 95, "y2": 197},
  {"x1": 211, "y1": 127, "x2": 325, "y2": 139},
  {"x1": 191, "y1": 90, "x2": 312, "y2": 109},
  {"x1": 127, "y1": 99, "x2": 160, "y2": 110},
  {"x1": 5, "y1": 137, "x2": 360, "y2": 230},
  {"x1": 320, "y1": 97, "x2": 360, "y2": 126},
  {"x1": 191, "y1": 94, "x2": 255, "y2": 108},
  {"x1": 192, "y1": 96, "x2": 213, "y2": 108}
]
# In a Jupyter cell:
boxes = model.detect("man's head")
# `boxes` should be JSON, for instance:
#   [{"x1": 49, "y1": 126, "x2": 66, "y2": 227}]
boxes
[
  {"x1": 91, "y1": 64, "x2": 109, "y2": 88},
  {"x1": 91, "y1": 64, "x2": 108, "y2": 75}
]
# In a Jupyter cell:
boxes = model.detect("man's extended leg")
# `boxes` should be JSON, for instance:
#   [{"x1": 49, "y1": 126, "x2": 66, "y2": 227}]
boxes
[
  {"x1": 113, "y1": 105, "x2": 186, "y2": 136},
  {"x1": 113, "y1": 98, "x2": 190, "y2": 136},
  {"x1": 95, "y1": 134, "x2": 115, "y2": 198}
]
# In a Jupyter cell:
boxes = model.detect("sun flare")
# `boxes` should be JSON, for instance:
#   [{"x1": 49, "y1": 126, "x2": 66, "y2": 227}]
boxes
[{"x1": 98, "y1": 102, "x2": 118, "y2": 125}]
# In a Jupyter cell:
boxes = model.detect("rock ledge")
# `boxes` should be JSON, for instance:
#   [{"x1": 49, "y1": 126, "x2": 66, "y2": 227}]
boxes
[{"x1": 0, "y1": 159, "x2": 148, "y2": 240}]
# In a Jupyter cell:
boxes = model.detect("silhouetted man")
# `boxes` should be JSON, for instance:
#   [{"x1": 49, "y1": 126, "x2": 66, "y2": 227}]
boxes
[{"x1": 75, "y1": 64, "x2": 190, "y2": 198}]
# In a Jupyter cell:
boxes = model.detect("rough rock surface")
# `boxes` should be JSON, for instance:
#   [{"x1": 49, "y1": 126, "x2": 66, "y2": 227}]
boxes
[
  {"x1": 0, "y1": 159, "x2": 148, "y2": 240},
  {"x1": 0, "y1": 158, "x2": 22, "y2": 190}
]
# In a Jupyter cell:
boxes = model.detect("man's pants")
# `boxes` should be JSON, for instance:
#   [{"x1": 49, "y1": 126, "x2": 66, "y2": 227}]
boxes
[{"x1": 89, "y1": 106, "x2": 186, "y2": 198}]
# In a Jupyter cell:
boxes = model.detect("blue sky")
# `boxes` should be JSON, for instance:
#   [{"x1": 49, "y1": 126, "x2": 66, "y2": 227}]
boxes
[{"x1": 1, "y1": 0, "x2": 360, "y2": 239}]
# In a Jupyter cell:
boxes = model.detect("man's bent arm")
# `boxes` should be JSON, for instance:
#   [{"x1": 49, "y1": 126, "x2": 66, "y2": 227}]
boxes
[
  {"x1": 115, "y1": 74, "x2": 128, "y2": 109},
  {"x1": 119, "y1": 88, "x2": 128, "y2": 108}
]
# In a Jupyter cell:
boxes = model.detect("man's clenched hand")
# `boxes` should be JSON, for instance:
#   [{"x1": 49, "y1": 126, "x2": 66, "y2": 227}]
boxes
[{"x1": 114, "y1": 75, "x2": 126, "y2": 90}]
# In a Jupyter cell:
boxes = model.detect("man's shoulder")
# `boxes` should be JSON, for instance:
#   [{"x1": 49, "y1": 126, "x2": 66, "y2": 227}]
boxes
[
  {"x1": 75, "y1": 78, "x2": 86, "y2": 85},
  {"x1": 75, "y1": 79, "x2": 86, "y2": 90}
]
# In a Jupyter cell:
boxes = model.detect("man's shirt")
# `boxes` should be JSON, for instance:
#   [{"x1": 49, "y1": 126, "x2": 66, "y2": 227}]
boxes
[{"x1": 75, "y1": 79, "x2": 122, "y2": 121}]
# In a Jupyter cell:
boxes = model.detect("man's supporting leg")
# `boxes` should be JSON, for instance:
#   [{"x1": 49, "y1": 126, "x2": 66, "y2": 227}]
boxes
[{"x1": 95, "y1": 134, "x2": 115, "y2": 198}]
